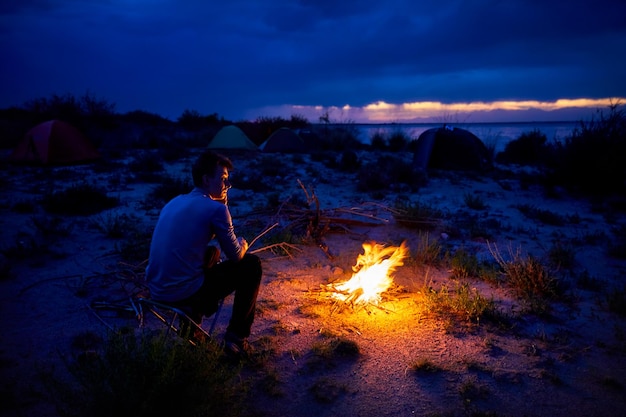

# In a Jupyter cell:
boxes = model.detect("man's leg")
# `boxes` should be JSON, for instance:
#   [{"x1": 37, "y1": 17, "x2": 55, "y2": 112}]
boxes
[{"x1": 200, "y1": 254, "x2": 262, "y2": 339}]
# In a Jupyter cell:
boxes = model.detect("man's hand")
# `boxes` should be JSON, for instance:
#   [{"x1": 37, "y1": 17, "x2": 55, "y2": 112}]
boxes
[{"x1": 238, "y1": 237, "x2": 249, "y2": 255}]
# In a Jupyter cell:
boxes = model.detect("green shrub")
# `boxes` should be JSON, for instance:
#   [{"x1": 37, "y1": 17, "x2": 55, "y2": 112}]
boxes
[
  {"x1": 370, "y1": 131, "x2": 386, "y2": 150},
  {"x1": 607, "y1": 225, "x2": 626, "y2": 259},
  {"x1": 546, "y1": 241, "x2": 576, "y2": 269},
  {"x1": 392, "y1": 198, "x2": 444, "y2": 230},
  {"x1": 309, "y1": 377, "x2": 348, "y2": 404},
  {"x1": 357, "y1": 155, "x2": 423, "y2": 193},
  {"x1": 463, "y1": 192, "x2": 487, "y2": 210},
  {"x1": 1, "y1": 233, "x2": 44, "y2": 260},
  {"x1": 11, "y1": 199, "x2": 37, "y2": 214},
  {"x1": 504, "y1": 256, "x2": 557, "y2": 299},
  {"x1": 0, "y1": 253, "x2": 10, "y2": 281},
  {"x1": 311, "y1": 336, "x2": 360, "y2": 359},
  {"x1": 422, "y1": 282, "x2": 498, "y2": 324},
  {"x1": 31, "y1": 215, "x2": 74, "y2": 237},
  {"x1": 490, "y1": 243, "x2": 562, "y2": 312},
  {"x1": 116, "y1": 228, "x2": 153, "y2": 262},
  {"x1": 128, "y1": 151, "x2": 165, "y2": 182},
  {"x1": 575, "y1": 270, "x2": 603, "y2": 292},
  {"x1": 447, "y1": 212, "x2": 500, "y2": 241},
  {"x1": 42, "y1": 182, "x2": 119, "y2": 215},
  {"x1": 450, "y1": 247, "x2": 480, "y2": 279},
  {"x1": 92, "y1": 212, "x2": 142, "y2": 238},
  {"x1": 50, "y1": 329, "x2": 246, "y2": 417},
  {"x1": 387, "y1": 130, "x2": 409, "y2": 151},
  {"x1": 552, "y1": 104, "x2": 626, "y2": 195},
  {"x1": 607, "y1": 242, "x2": 626, "y2": 260},
  {"x1": 496, "y1": 129, "x2": 551, "y2": 165},
  {"x1": 606, "y1": 285, "x2": 626, "y2": 316},
  {"x1": 514, "y1": 204, "x2": 566, "y2": 226},
  {"x1": 410, "y1": 232, "x2": 444, "y2": 266},
  {"x1": 476, "y1": 260, "x2": 501, "y2": 284},
  {"x1": 410, "y1": 358, "x2": 443, "y2": 373},
  {"x1": 338, "y1": 150, "x2": 360, "y2": 172},
  {"x1": 145, "y1": 176, "x2": 192, "y2": 208},
  {"x1": 316, "y1": 125, "x2": 362, "y2": 151}
]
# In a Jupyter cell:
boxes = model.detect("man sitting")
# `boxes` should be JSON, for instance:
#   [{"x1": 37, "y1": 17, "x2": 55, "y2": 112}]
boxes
[{"x1": 145, "y1": 150, "x2": 262, "y2": 358}]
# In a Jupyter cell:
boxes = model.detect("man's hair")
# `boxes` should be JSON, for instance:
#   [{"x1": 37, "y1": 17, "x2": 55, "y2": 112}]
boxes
[{"x1": 192, "y1": 150, "x2": 233, "y2": 187}]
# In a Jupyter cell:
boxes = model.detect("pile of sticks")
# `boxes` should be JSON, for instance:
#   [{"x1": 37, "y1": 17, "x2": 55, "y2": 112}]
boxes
[{"x1": 249, "y1": 179, "x2": 392, "y2": 259}]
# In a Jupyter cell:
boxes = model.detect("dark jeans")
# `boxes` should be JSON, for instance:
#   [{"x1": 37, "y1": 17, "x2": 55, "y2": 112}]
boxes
[{"x1": 172, "y1": 254, "x2": 262, "y2": 339}]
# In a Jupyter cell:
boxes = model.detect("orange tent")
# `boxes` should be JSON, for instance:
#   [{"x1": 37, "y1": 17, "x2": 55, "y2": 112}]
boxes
[{"x1": 10, "y1": 120, "x2": 101, "y2": 165}]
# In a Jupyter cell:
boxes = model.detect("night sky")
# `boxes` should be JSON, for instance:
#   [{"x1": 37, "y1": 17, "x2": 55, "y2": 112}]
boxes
[{"x1": 1, "y1": 0, "x2": 625, "y2": 122}]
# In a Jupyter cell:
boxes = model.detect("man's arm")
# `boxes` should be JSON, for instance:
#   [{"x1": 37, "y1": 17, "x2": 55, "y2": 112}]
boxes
[{"x1": 213, "y1": 205, "x2": 246, "y2": 260}]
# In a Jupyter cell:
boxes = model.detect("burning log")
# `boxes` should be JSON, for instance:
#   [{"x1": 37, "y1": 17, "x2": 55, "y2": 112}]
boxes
[{"x1": 326, "y1": 241, "x2": 409, "y2": 308}]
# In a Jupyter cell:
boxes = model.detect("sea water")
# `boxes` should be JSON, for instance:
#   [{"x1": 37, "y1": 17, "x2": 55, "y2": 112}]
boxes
[{"x1": 350, "y1": 121, "x2": 580, "y2": 152}]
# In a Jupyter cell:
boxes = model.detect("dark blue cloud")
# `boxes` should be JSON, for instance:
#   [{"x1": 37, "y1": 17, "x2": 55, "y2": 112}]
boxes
[{"x1": 1, "y1": 0, "x2": 624, "y2": 121}]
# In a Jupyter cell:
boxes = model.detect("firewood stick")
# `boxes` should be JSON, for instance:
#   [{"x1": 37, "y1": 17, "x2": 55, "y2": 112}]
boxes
[{"x1": 249, "y1": 222, "x2": 279, "y2": 248}]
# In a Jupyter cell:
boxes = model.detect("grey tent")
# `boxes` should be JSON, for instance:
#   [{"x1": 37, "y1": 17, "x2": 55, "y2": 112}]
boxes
[
  {"x1": 413, "y1": 126, "x2": 491, "y2": 171},
  {"x1": 259, "y1": 127, "x2": 309, "y2": 153},
  {"x1": 208, "y1": 125, "x2": 258, "y2": 150}
]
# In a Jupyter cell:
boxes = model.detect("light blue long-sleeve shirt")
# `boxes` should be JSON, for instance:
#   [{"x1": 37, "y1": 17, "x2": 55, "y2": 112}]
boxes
[{"x1": 145, "y1": 187, "x2": 244, "y2": 302}]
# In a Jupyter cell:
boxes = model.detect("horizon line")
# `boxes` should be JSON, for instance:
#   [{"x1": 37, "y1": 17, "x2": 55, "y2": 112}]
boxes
[{"x1": 248, "y1": 97, "x2": 625, "y2": 124}]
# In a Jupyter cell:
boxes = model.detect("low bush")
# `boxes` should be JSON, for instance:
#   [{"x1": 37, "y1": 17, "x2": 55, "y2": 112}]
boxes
[
  {"x1": 49, "y1": 329, "x2": 247, "y2": 417},
  {"x1": 410, "y1": 231, "x2": 444, "y2": 266},
  {"x1": 552, "y1": 104, "x2": 626, "y2": 196},
  {"x1": 128, "y1": 151, "x2": 165, "y2": 182},
  {"x1": 338, "y1": 150, "x2": 360, "y2": 172},
  {"x1": 387, "y1": 130, "x2": 410, "y2": 151},
  {"x1": 392, "y1": 198, "x2": 445, "y2": 230},
  {"x1": 92, "y1": 212, "x2": 142, "y2": 238},
  {"x1": 116, "y1": 228, "x2": 153, "y2": 262},
  {"x1": 606, "y1": 285, "x2": 626, "y2": 316},
  {"x1": 463, "y1": 192, "x2": 487, "y2": 210},
  {"x1": 496, "y1": 129, "x2": 552, "y2": 165},
  {"x1": 1, "y1": 232, "x2": 45, "y2": 260},
  {"x1": 370, "y1": 131, "x2": 386, "y2": 150},
  {"x1": 315, "y1": 125, "x2": 363, "y2": 151},
  {"x1": 450, "y1": 247, "x2": 480, "y2": 279},
  {"x1": 514, "y1": 204, "x2": 567, "y2": 226},
  {"x1": 31, "y1": 215, "x2": 74, "y2": 237},
  {"x1": 311, "y1": 336, "x2": 360, "y2": 361},
  {"x1": 489, "y1": 243, "x2": 562, "y2": 314},
  {"x1": 410, "y1": 358, "x2": 443, "y2": 373},
  {"x1": 11, "y1": 199, "x2": 37, "y2": 214},
  {"x1": 356, "y1": 155, "x2": 423, "y2": 192},
  {"x1": 42, "y1": 182, "x2": 119, "y2": 215},
  {"x1": 144, "y1": 176, "x2": 192, "y2": 208},
  {"x1": 546, "y1": 241, "x2": 576, "y2": 269},
  {"x1": 421, "y1": 282, "x2": 498, "y2": 324}
]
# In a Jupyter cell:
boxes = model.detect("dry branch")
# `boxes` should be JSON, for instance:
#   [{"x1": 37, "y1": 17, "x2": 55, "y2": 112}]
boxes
[
  {"x1": 250, "y1": 242, "x2": 302, "y2": 258},
  {"x1": 247, "y1": 179, "x2": 393, "y2": 259}
]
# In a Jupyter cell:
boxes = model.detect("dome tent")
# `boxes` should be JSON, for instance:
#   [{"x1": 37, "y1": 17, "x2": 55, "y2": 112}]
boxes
[
  {"x1": 208, "y1": 125, "x2": 258, "y2": 150},
  {"x1": 10, "y1": 119, "x2": 101, "y2": 165},
  {"x1": 259, "y1": 127, "x2": 309, "y2": 153},
  {"x1": 412, "y1": 126, "x2": 491, "y2": 171}
]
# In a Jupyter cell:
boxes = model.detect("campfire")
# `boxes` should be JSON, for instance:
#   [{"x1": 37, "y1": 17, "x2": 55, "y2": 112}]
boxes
[{"x1": 329, "y1": 241, "x2": 409, "y2": 306}]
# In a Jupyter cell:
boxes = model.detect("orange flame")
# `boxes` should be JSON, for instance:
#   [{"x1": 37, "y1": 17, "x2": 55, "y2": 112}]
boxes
[{"x1": 331, "y1": 241, "x2": 409, "y2": 305}]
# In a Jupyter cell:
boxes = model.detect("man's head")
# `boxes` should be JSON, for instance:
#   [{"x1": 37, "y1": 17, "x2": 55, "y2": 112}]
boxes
[{"x1": 192, "y1": 150, "x2": 234, "y2": 200}]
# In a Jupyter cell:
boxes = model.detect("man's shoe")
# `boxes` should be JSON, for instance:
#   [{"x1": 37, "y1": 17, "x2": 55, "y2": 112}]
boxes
[{"x1": 224, "y1": 332, "x2": 252, "y2": 359}]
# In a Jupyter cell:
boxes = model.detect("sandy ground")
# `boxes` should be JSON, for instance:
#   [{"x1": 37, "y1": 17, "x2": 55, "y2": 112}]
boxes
[{"x1": 1, "y1": 149, "x2": 626, "y2": 417}]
